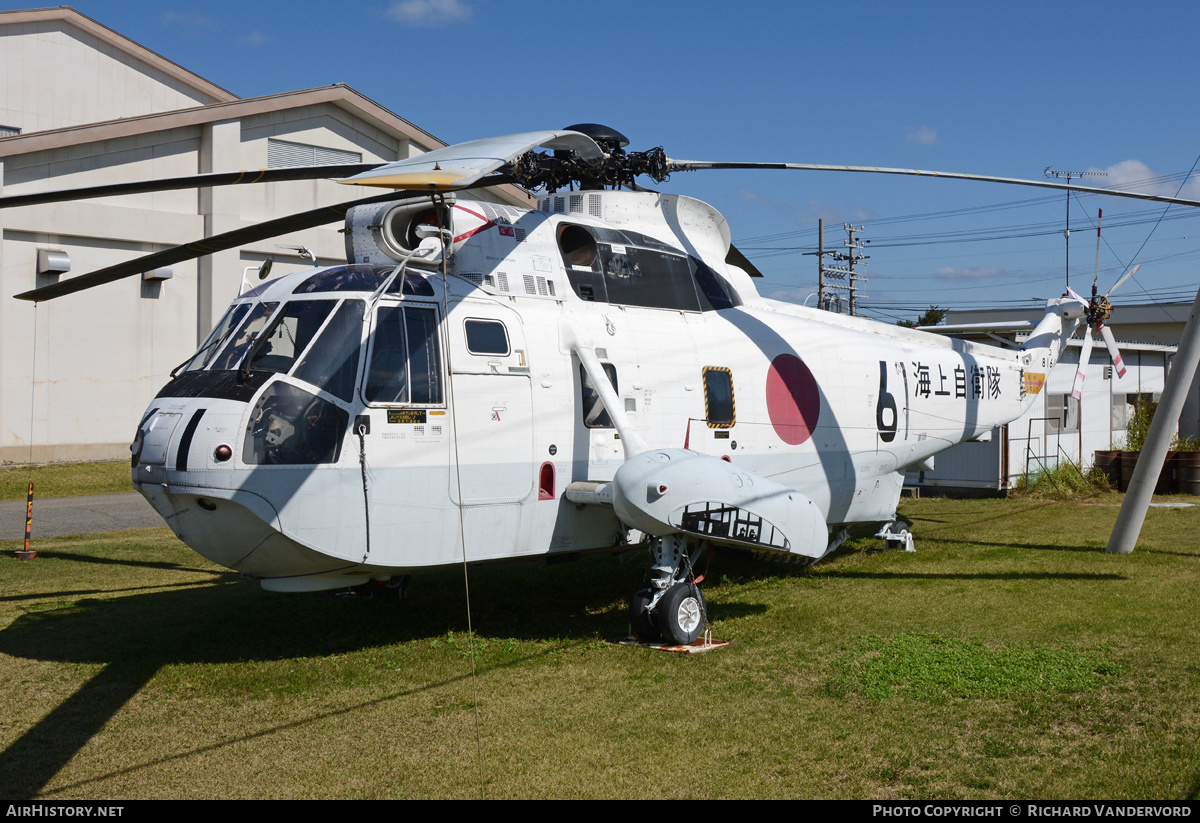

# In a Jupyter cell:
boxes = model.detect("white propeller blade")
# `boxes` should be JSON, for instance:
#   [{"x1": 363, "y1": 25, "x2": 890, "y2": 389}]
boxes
[
  {"x1": 1106, "y1": 262, "x2": 1142, "y2": 300},
  {"x1": 1072, "y1": 327, "x2": 1095, "y2": 400},
  {"x1": 1066, "y1": 286, "x2": 1089, "y2": 307},
  {"x1": 339, "y1": 130, "x2": 603, "y2": 190},
  {"x1": 1098, "y1": 323, "x2": 1127, "y2": 378}
]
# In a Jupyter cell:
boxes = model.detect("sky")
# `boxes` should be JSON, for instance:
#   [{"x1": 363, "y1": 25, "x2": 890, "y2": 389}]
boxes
[{"x1": 14, "y1": 0, "x2": 1200, "y2": 322}]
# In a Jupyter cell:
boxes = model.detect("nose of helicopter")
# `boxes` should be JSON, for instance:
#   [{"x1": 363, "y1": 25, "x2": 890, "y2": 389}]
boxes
[
  {"x1": 130, "y1": 393, "x2": 358, "y2": 582},
  {"x1": 131, "y1": 397, "x2": 280, "y2": 569}
]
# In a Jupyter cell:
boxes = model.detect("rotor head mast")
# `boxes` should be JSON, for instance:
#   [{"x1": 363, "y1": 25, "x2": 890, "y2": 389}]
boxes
[{"x1": 510, "y1": 123, "x2": 669, "y2": 192}]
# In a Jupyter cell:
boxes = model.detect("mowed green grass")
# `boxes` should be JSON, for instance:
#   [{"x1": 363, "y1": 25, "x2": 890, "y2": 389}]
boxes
[
  {"x1": 0, "y1": 461, "x2": 131, "y2": 501},
  {"x1": 1, "y1": 494, "x2": 1198, "y2": 799}
]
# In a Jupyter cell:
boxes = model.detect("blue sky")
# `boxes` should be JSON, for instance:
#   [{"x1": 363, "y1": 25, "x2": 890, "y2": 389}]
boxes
[{"x1": 20, "y1": 0, "x2": 1200, "y2": 321}]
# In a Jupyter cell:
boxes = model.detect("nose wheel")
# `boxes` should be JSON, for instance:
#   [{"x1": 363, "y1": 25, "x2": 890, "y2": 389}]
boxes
[
  {"x1": 628, "y1": 536, "x2": 708, "y2": 645},
  {"x1": 658, "y1": 582, "x2": 706, "y2": 644}
]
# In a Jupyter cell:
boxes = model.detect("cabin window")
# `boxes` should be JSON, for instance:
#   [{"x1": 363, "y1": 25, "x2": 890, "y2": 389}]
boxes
[
  {"x1": 693, "y1": 259, "x2": 741, "y2": 310},
  {"x1": 464, "y1": 319, "x2": 510, "y2": 355},
  {"x1": 365, "y1": 305, "x2": 443, "y2": 405},
  {"x1": 599, "y1": 244, "x2": 701, "y2": 312},
  {"x1": 208, "y1": 301, "x2": 278, "y2": 370},
  {"x1": 580, "y1": 363, "x2": 618, "y2": 428},
  {"x1": 292, "y1": 300, "x2": 365, "y2": 402},
  {"x1": 557, "y1": 222, "x2": 739, "y2": 311},
  {"x1": 703, "y1": 367, "x2": 735, "y2": 428}
]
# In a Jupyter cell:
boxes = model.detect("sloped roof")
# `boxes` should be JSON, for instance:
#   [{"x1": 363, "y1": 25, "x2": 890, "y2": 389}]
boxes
[
  {"x1": 0, "y1": 6, "x2": 238, "y2": 104},
  {"x1": 0, "y1": 84, "x2": 447, "y2": 157}
]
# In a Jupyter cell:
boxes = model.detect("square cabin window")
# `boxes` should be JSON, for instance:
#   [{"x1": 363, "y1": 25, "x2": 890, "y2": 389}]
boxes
[
  {"x1": 703, "y1": 367, "x2": 735, "y2": 428},
  {"x1": 464, "y1": 319, "x2": 510, "y2": 355}
]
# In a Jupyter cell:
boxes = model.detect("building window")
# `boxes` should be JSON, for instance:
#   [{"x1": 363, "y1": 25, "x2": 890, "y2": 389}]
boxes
[
  {"x1": 1047, "y1": 394, "x2": 1080, "y2": 432},
  {"x1": 268, "y1": 138, "x2": 362, "y2": 169},
  {"x1": 0, "y1": 125, "x2": 21, "y2": 138}
]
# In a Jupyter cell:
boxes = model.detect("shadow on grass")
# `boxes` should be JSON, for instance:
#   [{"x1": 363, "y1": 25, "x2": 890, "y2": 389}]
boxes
[
  {"x1": 0, "y1": 576, "x2": 237, "y2": 604},
  {"x1": 0, "y1": 554, "x2": 666, "y2": 797},
  {"x1": 820, "y1": 570, "x2": 1125, "y2": 582},
  {"x1": 915, "y1": 536, "x2": 1108, "y2": 554},
  {"x1": 4, "y1": 548, "x2": 223, "y2": 574}
]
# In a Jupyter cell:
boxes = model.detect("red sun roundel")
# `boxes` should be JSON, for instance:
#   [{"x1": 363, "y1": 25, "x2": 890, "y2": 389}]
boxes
[{"x1": 765, "y1": 354, "x2": 820, "y2": 445}]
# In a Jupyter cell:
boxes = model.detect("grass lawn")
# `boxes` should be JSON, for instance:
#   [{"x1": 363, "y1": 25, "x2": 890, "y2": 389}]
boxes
[
  {"x1": 0, "y1": 461, "x2": 131, "y2": 501},
  {"x1": 1, "y1": 493, "x2": 1198, "y2": 799}
]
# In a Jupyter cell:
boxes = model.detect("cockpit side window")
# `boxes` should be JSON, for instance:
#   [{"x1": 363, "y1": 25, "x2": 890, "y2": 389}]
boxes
[
  {"x1": 292, "y1": 300, "x2": 366, "y2": 402},
  {"x1": 209, "y1": 302, "x2": 278, "y2": 371},
  {"x1": 365, "y1": 305, "x2": 443, "y2": 405}
]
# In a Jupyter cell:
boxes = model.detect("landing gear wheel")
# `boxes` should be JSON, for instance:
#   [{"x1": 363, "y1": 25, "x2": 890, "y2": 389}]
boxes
[
  {"x1": 629, "y1": 585, "x2": 661, "y2": 642},
  {"x1": 659, "y1": 582, "x2": 707, "y2": 645},
  {"x1": 885, "y1": 521, "x2": 911, "y2": 551}
]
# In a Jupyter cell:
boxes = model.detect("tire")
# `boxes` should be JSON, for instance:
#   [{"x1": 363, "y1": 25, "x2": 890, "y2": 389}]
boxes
[
  {"x1": 885, "y1": 521, "x2": 911, "y2": 550},
  {"x1": 658, "y1": 582, "x2": 707, "y2": 645},
  {"x1": 629, "y1": 585, "x2": 661, "y2": 642}
]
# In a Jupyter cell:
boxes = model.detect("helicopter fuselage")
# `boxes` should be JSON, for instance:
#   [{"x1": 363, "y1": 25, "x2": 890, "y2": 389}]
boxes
[{"x1": 130, "y1": 190, "x2": 1065, "y2": 591}]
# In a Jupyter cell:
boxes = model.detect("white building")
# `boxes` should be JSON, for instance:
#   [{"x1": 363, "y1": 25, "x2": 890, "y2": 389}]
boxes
[{"x1": 0, "y1": 6, "x2": 530, "y2": 463}]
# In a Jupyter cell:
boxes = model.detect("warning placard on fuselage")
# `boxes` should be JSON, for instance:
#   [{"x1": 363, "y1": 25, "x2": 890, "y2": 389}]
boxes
[{"x1": 388, "y1": 409, "x2": 427, "y2": 424}]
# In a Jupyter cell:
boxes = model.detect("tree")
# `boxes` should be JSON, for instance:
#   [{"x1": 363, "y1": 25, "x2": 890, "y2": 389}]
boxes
[{"x1": 898, "y1": 305, "x2": 947, "y2": 329}]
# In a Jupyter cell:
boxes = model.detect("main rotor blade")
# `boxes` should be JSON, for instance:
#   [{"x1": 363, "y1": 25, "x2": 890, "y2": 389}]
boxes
[
  {"x1": 342, "y1": 130, "x2": 603, "y2": 190},
  {"x1": 14, "y1": 175, "x2": 512, "y2": 302},
  {"x1": 668, "y1": 160, "x2": 1200, "y2": 209},
  {"x1": 0, "y1": 164, "x2": 383, "y2": 210}
]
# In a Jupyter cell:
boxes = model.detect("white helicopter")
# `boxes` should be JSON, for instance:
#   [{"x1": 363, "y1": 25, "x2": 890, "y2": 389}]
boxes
[{"x1": 10, "y1": 125, "x2": 1200, "y2": 645}]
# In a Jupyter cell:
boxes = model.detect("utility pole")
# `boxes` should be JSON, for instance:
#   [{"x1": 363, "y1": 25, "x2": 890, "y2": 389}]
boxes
[
  {"x1": 819, "y1": 223, "x2": 868, "y2": 315},
  {"x1": 1044, "y1": 167, "x2": 1106, "y2": 291},
  {"x1": 817, "y1": 218, "x2": 825, "y2": 310}
]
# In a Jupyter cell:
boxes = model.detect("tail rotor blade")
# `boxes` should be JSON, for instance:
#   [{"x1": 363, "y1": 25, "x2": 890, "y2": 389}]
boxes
[
  {"x1": 1098, "y1": 323, "x2": 1127, "y2": 379},
  {"x1": 1066, "y1": 286, "x2": 1089, "y2": 307},
  {"x1": 1072, "y1": 327, "x2": 1095, "y2": 400},
  {"x1": 1106, "y1": 262, "x2": 1142, "y2": 300}
]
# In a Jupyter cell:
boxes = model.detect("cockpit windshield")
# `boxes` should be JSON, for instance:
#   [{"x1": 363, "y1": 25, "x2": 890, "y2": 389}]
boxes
[
  {"x1": 245, "y1": 300, "x2": 335, "y2": 375},
  {"x1": 208, "y1": 302, "x2": 277, "y2": 371},
  {"x1": 182, "y1": 303, "x2": 250, "y2": 373}
]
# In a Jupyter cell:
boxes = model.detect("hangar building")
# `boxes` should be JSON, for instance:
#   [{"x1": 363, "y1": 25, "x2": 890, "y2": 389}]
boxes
[{"x1": 0, "y1": 6, "x2": 529, "y2": 463}]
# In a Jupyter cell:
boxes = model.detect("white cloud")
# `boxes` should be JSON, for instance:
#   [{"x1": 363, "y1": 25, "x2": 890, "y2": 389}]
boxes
[
  {"x1": 737, "y1": 189, "x2": 774, "y2": 207},
  {"x1": 387, "y1": 0, "x2": 473, "y2": 27},
  {"x1": 934, "y1": 266, "x2": 1005, "y2": 280},
  {"x1": 1086, "y1": 159, "x2": 1200, "y2": 201},
  {"x1": 758, "y1": 283, "x2": 818, "y2": 305},
  {"x1": 239, "y1": 31, "x2": 271, "y2": 46},
  {"x1": 906, "y1": 125, "x2": 939, "y2": 146}
]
